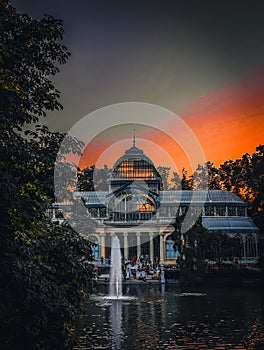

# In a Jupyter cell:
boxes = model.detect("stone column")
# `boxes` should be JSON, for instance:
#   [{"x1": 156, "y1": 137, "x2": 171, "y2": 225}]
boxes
[
  {"x1": 136, "y1": 232, "x2": 141, "y2": 259},
  {"x1": 149, "y1": 232, "x2": 154, "y2": 262},
  {"x1": 100, "y1": 233, "x2": 106, "y2": 258},
  {"x1": 159, "y1": 232, "x2": 164, "y2": 263},
  {"x1": 123, "y1": 232, "x2": 129, "y2": 260}
]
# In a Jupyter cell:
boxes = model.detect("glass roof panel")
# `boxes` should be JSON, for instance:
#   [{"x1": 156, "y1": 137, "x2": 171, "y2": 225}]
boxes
[{"x1": 202, "y1": 217, "x2": 257, "y2": 231}]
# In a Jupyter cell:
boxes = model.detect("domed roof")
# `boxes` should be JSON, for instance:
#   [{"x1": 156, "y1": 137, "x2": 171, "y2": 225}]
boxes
[
  {"x1": 113, "y1": 144, "x2": 155, "y2": 169},
  {"x1": 125, "y1": 145, "x2": 143, "y2": 155},
  {"x1": 111, "y1": 139, "x2": 160, "y2": 183}
]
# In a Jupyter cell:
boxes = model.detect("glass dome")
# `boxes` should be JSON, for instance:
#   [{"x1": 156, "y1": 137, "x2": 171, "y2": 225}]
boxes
[
  {"x1": 106, "y1": 140, "x2": 161, "y2": 223},
  {"x1": 110, "y1": 144, "x2": 161, "y2": 185}
]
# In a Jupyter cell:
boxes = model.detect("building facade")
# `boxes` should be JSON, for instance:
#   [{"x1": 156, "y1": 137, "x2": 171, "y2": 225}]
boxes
[{"x1": 53, "y1": 141, "x2": 259, "y2": 265}]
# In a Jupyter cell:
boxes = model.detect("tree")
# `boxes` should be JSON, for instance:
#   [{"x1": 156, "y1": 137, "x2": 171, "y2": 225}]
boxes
[
  {"x1": 157, "y1": 166, "x2": 170, "y2": 190},
  {"x1": 217, "y1": 154, "x2": 255, "y2": 202},
  {"x1": 170, "y1": 171, "x2": 181, "y2": 190},
  {"x1": 206, "y1": 161, "x2": 221, "y2": 190},
  {"x1": 173, "y1": 212, "x2": 210, "y2": 273},
  {"x1": 207, "y1": 231, "x2": 241, "y2": 270},
  {"x1": 214, "y1": 146, "x2": 264, "y2": 233},
  {"x1": 172, "y1": 211, "x2": 242, "y2": 280},
  {"x1": 180, "y1": 168, "x2": 192, "y2": 190},
  {"x1": 191, "y1": 164, "x2": 208, "y2": 190},
  {"x1": 0, "y1": 2, "x2": 94, "y2": 348},
  {"x1": 94, "y1": 165, "x2": 111, "y2": 191},
  {"x1": 251, "y1": 145, "x2": 264, "y2": 217},
  {"x1": 77, "y1": 166, "x2": 95, "y2": 191}
]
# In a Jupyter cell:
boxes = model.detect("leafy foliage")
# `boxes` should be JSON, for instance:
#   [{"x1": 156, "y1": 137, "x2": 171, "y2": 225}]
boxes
[
  {"x1": 0, "y1": 0, "x2": 70, "y2": 127},
  {"x1": 0, "y1": 2, "x2": 94, "y2": 349},
  {"x1": 77, "y1": 166, "x2": 95, "y2": 191},
  {"x1": 173, "y1": 211, "x2": 242, "y2": 274},
  {"x1": 0, "y1": 227, "x2": 94, "y2": 349},
  {"x1": 77, "y1": 165, "x2": 111, "y2": 191},
  {"x1": 157, "y1": 166, "x2": 170, "y2": 190}
]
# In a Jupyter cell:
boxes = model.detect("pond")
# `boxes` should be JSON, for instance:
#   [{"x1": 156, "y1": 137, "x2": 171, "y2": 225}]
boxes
[{"x1": 74, "y1": 282, "x2": 264, "y2": 349}]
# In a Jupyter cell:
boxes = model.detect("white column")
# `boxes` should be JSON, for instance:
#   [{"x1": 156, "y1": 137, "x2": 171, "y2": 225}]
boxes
[
  {"x1": 159, "y1": 232, "x2": 164, "y2": 263},
  {"x1": 149, "y1": 232, "x2": 154, "y2": 262},
  {"x1": 123, "y1": 232, "x2": 129, "y2": 260},
  {"x1": 136, "y1": 232, "x2": 141, "y2": 258},
  {"x1": 100, "y1": 233, "x2": 106, "y2": 258}
]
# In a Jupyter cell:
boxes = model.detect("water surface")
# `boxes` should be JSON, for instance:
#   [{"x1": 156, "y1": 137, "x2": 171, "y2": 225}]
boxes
[{"x1": 74, "y1": 283, "x2": 264, "y2": 349}]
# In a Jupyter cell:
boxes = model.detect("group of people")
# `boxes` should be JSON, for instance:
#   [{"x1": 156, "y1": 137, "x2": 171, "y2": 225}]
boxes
[
  {"x1": 99, "y1": 254, "x2": 163, "y2": 281},
  {"x1": 122, "y1": 255, "x2": 162, "y2": 281}
]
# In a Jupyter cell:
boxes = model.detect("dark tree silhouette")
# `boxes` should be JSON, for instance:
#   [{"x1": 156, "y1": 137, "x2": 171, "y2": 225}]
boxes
[
  {"x1": 173, "y1": 211, "x2": 242, "y2": 283},
  {"x1": 0, "y1": 2, "x2": 94, "y2": 348}
]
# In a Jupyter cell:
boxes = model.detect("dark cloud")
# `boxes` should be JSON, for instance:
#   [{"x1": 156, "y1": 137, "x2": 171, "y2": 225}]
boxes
[{"x1": 11, "y1": 0, "x2": 264, "y2": 131}]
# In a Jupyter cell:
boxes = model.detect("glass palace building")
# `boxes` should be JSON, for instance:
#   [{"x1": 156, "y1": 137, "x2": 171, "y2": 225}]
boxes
[{"x1": 53, "y1": 141, "x2": 259, "y2": 265}]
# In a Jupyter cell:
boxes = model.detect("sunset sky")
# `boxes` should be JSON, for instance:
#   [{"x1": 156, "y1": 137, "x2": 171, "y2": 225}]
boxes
[{"x1": 13, "y1": 0, "x2": 264, "y2": 172}]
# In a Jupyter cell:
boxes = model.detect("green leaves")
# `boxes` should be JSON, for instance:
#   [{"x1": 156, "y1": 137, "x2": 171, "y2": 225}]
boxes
[
  {"x1": 1, "y1": 228, "x2": 95, "y2": 349},
  {"x1": 172, "y1": 212, "x2": 241, "y2": 275},
  {"x1": 0, "y1": 2, "x2": 94, "y2": 349},
  {"x1": 0, "y1": 2, "x2": 70, "y2": 128}
]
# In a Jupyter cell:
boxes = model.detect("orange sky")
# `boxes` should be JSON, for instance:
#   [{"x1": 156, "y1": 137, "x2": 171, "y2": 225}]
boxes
[
  {"x1": 78, "y1": 69, "x2": 264, "y2": 173},
  {"x1": 181, "y1": 68, "x2": 264, "y2": 166}
]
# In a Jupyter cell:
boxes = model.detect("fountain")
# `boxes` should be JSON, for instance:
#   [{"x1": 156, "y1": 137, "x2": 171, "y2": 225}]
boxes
[
  {"x1": 109, "y1": 236, "x2": 122, "y2": 298},
  {"x1": 94, "y1": 235, "x2": 134, "y2": 301}
]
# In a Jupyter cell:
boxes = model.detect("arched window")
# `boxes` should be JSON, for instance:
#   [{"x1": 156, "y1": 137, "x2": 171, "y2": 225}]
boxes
[{"x1": 165, "y1": 235, "x2": 178, "y2": 258}]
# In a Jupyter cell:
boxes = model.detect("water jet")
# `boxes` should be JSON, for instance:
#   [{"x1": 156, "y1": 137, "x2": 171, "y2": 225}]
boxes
[{"x1": 109, "y1": 236, "x2": 122, "y2": 299}]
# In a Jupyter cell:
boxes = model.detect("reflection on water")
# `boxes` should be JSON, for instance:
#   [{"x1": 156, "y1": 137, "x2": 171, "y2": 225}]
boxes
[
  {"x1": 110, "y1": 300, "x2": 122, "y2": 350},
  {"x1": 74, "y1": 283, "x2": 264, "y2": 350}
]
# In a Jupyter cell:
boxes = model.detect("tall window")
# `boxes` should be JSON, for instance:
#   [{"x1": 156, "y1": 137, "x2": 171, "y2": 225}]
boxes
[{"x1": 166, "y1": 236, "x2": 178, "y2": 258}]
